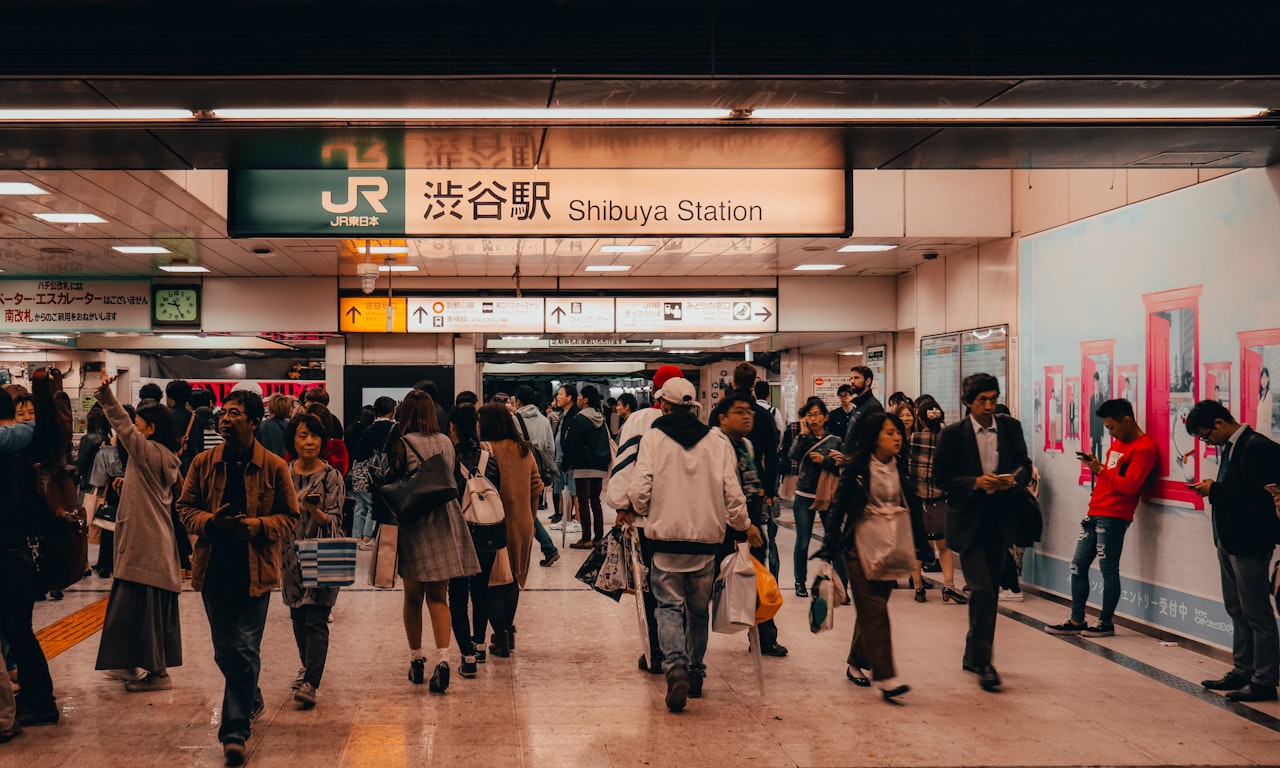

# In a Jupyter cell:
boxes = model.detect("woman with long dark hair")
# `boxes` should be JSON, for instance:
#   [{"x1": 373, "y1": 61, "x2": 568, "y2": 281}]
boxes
[
  {"x1": 907, "y1": 395, "x2": 966, "y2": 605},
  {"x1": 446, "y1": 405, "x2": 501, "y2": 675},
  {"x1": 816, "y1": 411, "x2": 930, "y2": 701},
  {"x1": 93, "y1": 375, "x2": 185, "y2": 692},
  {"x1": 789, "y1": 396, "x2": 845, "y2": 597},
  {"x1": 562, "y1": 384, "x2": 610, "y2": 548},
  {"x1": 390, "y1": 390, "x2": 480, "y2": 693},
  {"x1": 477, "y1": 403, "x2": 544, "y2": 654}
]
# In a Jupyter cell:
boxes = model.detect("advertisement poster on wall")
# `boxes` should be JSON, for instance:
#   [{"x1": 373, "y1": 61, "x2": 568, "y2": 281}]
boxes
[
  {"x1": 1018, "y1": 169, "x2": 1280, "y2": 649},
  {"x1": 865, "y1": 345, "x2": 887, "y2": 403},
  {"x1": 812, "y1": 374, "x2": 843, "y2": 412}
]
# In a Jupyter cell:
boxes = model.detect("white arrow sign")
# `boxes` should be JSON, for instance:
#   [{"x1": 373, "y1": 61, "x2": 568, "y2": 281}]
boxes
[{"x1": 545, "y1": 297, "x2": 614, "y2": 333}]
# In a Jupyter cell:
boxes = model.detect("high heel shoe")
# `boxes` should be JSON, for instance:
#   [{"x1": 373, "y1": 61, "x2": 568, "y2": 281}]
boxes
[
  {"x1": 941, "y1": 586, "x2": 968, "y2": 605},
  {"x1": 914, "y1": 588, "x2": 926, "y2": 603}
]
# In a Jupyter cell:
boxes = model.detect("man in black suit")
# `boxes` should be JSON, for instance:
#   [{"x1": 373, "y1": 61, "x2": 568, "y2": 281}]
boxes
[
  {"x1": 1187, "y1": 400, "x2": 1280, "y2": 703},
  {"x1": 934, "y1": 373, "x2": 1032, "y2": 691}
]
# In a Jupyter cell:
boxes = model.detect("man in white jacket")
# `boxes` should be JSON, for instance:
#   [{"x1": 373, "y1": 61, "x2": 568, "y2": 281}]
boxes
[{"x1": 627, "y1": 377, "x2": 756, "y2": 713}]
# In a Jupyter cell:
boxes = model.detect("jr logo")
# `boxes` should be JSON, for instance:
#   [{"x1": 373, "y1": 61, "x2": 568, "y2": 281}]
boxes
[{"x1": 322, "y1": 177, "x2": 390, "y2": 214}]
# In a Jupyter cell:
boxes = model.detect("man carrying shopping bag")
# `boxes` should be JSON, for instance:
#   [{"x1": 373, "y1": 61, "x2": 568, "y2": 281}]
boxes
[{"x1": 626, "y1": 378, "x2": 758, "y2": 713}]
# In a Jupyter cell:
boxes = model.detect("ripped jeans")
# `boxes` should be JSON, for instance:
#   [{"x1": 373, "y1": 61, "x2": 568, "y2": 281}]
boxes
[{"x1": 1069, "y1": 515, "x2": 1130, "y2": 625}]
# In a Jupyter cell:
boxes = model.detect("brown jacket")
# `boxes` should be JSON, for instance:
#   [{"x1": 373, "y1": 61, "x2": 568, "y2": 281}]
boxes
[{"x1": 178, "y1": 439, "x2": 300, "y2": 596}]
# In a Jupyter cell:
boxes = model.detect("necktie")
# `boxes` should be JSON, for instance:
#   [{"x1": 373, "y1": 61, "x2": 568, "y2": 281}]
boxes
[{"x1": 1216, "y1": 442, "x2": 1231, "y2": 484}]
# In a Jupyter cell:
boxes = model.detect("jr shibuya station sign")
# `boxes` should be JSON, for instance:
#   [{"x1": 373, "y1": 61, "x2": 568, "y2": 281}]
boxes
[{"x1": 229, "y1": 169, "x2": 850, "y2": 237}]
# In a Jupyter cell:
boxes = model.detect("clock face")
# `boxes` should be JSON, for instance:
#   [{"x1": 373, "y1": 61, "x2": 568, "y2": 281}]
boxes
[{"x1": 153, "y1": 287, "x2": 200, "y2": 324}]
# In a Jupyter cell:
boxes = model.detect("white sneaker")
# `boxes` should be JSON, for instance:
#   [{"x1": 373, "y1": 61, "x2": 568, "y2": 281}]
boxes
[
  {"x1": 566, "y1": 521, "x2": 582, "y2": 535},
  {"x1": 998, "y1": 589, "x2": 1024, "y2": 602},
  {"x1": 549, "y1": 521, "x2": 564, "y2": 531}
]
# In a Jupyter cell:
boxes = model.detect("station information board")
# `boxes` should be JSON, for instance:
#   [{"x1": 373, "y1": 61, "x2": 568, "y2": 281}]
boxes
[
  {"x1": 405, "y1": 297, "x2": 545, "y2": 333},
  {"x1": 339, "y1": 297, "x2": 407, "y2": 333},
  {"x1": 614, "y1": 297, "x2": 777, "y2": 333},
  {"x1": 0, "y1": 279, "x2": 151, "y2": 332},
  {"x1": 545, "y1": 297, "x2": 614, "y2": 333}
]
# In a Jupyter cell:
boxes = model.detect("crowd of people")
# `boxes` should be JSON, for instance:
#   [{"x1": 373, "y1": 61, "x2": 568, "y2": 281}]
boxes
[{"x1": 2, "y1": 360, "x2": 1277, "y2": 762}]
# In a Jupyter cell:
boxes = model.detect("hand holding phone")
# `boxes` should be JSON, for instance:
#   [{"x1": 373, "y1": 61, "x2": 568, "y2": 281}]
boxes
[
  {"x1": 304, "y1": 492, "x2": 322, "y2": 505},
  {"x1": 1076, "y1": 451, "x2": 1093, "y2": 462},
  {"x1": 1265, "y1": 483, "x2": 1280, "y2": 497}
]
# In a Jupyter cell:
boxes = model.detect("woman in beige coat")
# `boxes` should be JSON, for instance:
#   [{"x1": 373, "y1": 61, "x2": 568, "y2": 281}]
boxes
[{"x1": 477, "y1": 404, "x2": 543, "y2": 647}]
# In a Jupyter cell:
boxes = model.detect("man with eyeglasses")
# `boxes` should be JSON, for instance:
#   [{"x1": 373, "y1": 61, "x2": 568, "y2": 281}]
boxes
[
  {"x1": 1185, "y1": 400, "x2": 1280, "y2": 703},
  {"x1": 934, "y1": 373, "x2": 1031, "y2": 692},
  {"x1": 178, "y1": 389, "x2": 299, "y2": 766}
]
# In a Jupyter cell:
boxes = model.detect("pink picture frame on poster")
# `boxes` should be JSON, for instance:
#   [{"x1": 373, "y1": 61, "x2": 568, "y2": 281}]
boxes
[
  {"x1": 1144, "y1": 286, "x2": 1201, "y2": 509},
  {"x1": 1044, "y1": 366, "x2": 1064, "y2": 452}
]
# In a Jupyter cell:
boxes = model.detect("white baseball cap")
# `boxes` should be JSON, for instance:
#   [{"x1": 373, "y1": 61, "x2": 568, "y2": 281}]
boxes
[{"x1": 657, "y1": 377, "x2": 698, "y2": 408}]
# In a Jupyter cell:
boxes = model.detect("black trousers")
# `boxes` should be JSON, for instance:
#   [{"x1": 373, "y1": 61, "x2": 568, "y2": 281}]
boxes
[
  {"x1": 289, "y1": 604, "x2": 332, "y2": 688},
  {"x1": 0, "y1": 556, "x2": 54, "y2": 713},
  {"x1": 448, "y1": 548, "x2": 497, "y2": 654},
  {"x1": 958, "y1": 528, "x2": 1009, "y2": 668}
]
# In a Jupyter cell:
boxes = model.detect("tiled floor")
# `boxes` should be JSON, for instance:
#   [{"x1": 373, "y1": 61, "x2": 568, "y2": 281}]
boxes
[{"x1": 9, "y1": 517, "x2": 1280, "y2": 767}]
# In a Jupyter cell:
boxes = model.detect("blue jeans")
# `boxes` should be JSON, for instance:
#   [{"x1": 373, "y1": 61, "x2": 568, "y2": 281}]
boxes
[
  {"x1": 533, "y1": 517, "x2": 558, "y2": 559},
  {"x1": 793, "y1": 494, "x2": 847, "y2": 588},
  {"x1": 650, "y1": 558, "x2": 715, "y2": 676},
  {"x1": 202, "y1": 591, "x2": 269, "y2": 745},
  {"x1": 1069, "y1": 516, "x2": 1130, "y2": 625},
  {"x1": 351, "y1": 491, "x2": 377, "y2": 539}
]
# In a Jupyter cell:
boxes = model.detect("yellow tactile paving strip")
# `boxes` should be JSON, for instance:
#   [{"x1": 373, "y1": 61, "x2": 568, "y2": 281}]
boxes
[{"x1": 36, "y1": 596, "x2": 108, "y2": 660}]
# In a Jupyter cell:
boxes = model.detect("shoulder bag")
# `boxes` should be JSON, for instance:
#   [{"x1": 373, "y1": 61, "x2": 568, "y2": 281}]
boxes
[
  {"x1": 807, "y1": 435, "x2": 839, "y2": 512},
  {"x1": 515, "y1": 414, "x2": 556, "y2": 484},
  {"x1": 373, "y1": 437, "x2": 457, "y2": 526}
]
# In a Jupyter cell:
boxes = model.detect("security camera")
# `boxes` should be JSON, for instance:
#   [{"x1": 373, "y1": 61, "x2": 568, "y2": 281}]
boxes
[
  {"x1": 923, "y1": 252, "x2": 939, "y2": 261},
  {"x1": 356, "y1": 263, "x2": 380, "y2": 294}
]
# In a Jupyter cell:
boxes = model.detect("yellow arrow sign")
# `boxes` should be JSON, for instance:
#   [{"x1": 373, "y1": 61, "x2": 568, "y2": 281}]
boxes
[{"x1": 340, "y1": 297, "x2": 407, "y2": 333}]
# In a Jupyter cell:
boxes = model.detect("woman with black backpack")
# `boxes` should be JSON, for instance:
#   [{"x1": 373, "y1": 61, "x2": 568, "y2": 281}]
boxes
[{"x1": 561, "y1": 385, "x2": 611, "y2": 549}]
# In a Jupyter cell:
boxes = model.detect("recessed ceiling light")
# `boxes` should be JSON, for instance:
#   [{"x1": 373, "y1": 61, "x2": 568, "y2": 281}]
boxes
[
  {"x1": 721, "y1": 335, "x2": 759, "y2": 341},
  {"x1": 159, "y1": 260, "x2": 210, "y2": 273},
  {"x1": 378, "y1": 265, "x2": 419, "y2": 273},
  {"x1": 670, "y1": 349, "x2": 702, "y2": 354},
  {"x1": 33, "y1": 212, "x2": 106, "y2": 224},
  {"x1": 28, "y1": 334, "x2": 72, "y2": 340},
  {"x1": 498, "y1": 349, "x2": 530, "y2": 355},
  {"x1": 502, "y1": 335, "x2": 541, "y2": 340},
  {"x1": 793, "y1": 264, "x2": 843, "y2": 271},
  {"x1": 585, "y1": 265, "x2": 631, "y2": 272},
  {"x1": 600, "y1": 245, "x2": 654, "y2": 254},
  {"x1": 358, "y1": 246, "x2": 410, "y2": 254},
  {"x1": 837, "y1": 244, "x2": 898, "y2": 253},
  {"x1": 0, "y1": 182, "x2": 49, "y2": 195},
  {"x1": 159, "y1": 334, "x2": 200, "y2": 340},
  {"x1": 838, "y1": 350, "x2": 865, "y2": 356},
  {"x1": 113, "y1": 246, "x2": 172, "y2": 254}
]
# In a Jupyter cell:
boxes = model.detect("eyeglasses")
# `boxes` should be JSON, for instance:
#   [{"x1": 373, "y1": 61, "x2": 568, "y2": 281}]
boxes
[
  {"x1": 223, "y1": 408, "x2": 246, "y2": 419},
  {"x1": 726, "y1": 407, "x2": 754, "y2": 416}
]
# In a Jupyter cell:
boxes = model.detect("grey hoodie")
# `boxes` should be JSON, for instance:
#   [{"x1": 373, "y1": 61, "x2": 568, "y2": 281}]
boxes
[{"x1": 515, "y1": 404, "x2": 555, "y2": 460}]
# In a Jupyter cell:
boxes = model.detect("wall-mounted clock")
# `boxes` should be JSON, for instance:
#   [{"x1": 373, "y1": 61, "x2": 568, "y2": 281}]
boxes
[{"x1": 152, "y1": 284, "x2": 202, "y2": 327}]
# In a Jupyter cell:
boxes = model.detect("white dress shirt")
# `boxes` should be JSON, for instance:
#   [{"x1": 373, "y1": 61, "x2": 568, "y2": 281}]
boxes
[{"x1": 969, "y1": 414, "x2": 999, "y2": 475}]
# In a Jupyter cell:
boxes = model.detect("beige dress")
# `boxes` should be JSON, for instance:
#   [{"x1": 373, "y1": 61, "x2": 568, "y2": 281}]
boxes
[{"x1": 487, "y1": 439, "x2": 544, "y2": 587}]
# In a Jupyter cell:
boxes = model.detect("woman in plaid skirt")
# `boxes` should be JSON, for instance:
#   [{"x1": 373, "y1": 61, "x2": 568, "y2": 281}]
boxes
[{"x1": 390, "y1": 390, "x2": 480, "y2": 693}]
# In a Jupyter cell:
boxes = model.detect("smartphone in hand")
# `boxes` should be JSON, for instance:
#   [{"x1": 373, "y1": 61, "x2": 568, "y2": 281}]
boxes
[
  {"x1": 1265, "y1": 483, "x2": 1280, "y2": 497},
  {"x1": 1076, "y1": 451, "x2": 1092, "y2": 462},
  {"x1": 304, "y1": 493, "x2": 322, "y2": 505}
]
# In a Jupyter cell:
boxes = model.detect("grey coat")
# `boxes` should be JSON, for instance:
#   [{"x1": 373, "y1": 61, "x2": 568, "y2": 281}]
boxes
[{"x1": 97, "y1": 385, "x2": 183, "y2": 593}]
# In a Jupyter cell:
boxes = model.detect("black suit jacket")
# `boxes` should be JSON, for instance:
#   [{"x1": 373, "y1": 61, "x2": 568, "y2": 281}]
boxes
[
  {"x1": 934, "y1": 414, "x2": 1033, "y2": 553},
  {"x1": 1207, "y1": 426, "x2": 1280, "y2": 556}
]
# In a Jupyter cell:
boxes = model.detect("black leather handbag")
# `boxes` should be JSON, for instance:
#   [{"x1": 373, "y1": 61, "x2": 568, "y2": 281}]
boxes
[
  {"x1": 373, "y1": 438, "x2": 457, "y2": 525},
  {"x1": 1013, "y1": 488, "x2": 1043, "y2": 547}
]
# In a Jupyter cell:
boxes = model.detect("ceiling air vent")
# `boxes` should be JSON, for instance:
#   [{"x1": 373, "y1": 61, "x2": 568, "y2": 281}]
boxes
[{"x1": 1128, "y1": 151, "x2": 1244, "y2": 166}]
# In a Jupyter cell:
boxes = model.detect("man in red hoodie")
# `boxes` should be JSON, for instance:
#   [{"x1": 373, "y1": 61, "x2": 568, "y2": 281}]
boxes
[{"x1": 1046, "y1": 399, "x2": 1157, "y2": 638}]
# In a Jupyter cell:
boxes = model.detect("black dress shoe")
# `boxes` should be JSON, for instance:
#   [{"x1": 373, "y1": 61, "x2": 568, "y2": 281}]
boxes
[
  {"x1": 761, "y1": 642, "x2": 789, "y2": 657},
  {"x1": 1226, "y1": 684, "x2": 1278, "y2": 702},
  {"x1": 1202, "y1": 671, "x2": 1250, "y2": 690},
  {"x1": 976, "y1": 665, "x2": 1002, "y2": 690},
  {"x1": 962, "y1": 662, "x2": 978, "y2": 674},
  {"x1": 794, "y1": 583, "x2": 808, "y2": 598},
  {"x1": 17, "y1": 708, "x2": 59, "y2": 727},
  {"x1": 688, "y1": 672, "x2": 704, "y2": 699},
  {"x1": 846, "y1": 666, "x2": 870, "y2": 687}
]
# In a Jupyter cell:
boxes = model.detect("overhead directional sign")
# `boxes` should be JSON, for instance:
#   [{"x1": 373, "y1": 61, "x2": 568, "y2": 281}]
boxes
[
  {"x1": 406, "y1": 297, "x2": 545, "y2": 333},
  {"x1": 545, "y1": 298, "x2": 614, "y2": 333},
  {"x1": 339, "y1": 297, "x2": 407, "y2": 333},
  {"x1": 614, "y1": 296, "x2": 777, "y2": 333}
]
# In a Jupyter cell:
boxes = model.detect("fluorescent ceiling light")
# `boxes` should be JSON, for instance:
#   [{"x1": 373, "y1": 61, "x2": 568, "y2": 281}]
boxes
[
  {"x1": 28, "y1": 334, "x2": 72, "y2": 340},
  {"x1": 34, "y1": 212, "x2": 106, "y2": 224},
  {"x1": 211, "y1": 107, "x2": 733, "y2": 120},
  {"x1": 670, "y1": 349, "x2": 702, "y2": 354},
  {"x1": 378, "y1": 265, "x2": 419, "y2": 273},
  {"x1": 502, "y1": 335, "x2": 541, "y2": 340},
  {"x1": 0, "y1": 109, "x2": 195, "y2": 121},
  {"x1": 838, "y1": 350, "x2": 865, "y2": 356},
  {"x1": 498, "y1": 349, "x2": 530, "y2": 355},
  {"x1": 160, "y1": 334, "x2": 200, "y2": 340},
  {"x1": 159, "y1": 262, "x2": 210, "y2": 273},
  {"x1": 600, "y1": 245, "x2": 654, "y2": 254},
  {"x1": 752, "y1": 106, "x2": 1268, "y2": 121},
  {"x1": 0, "y1": 182, "x2": 49, "y2": 195},
  {"x1": 113, "y1": 246, "x2": 171, "y2": 254},
  {"x1": 793, "y1": 264, "x2": 843, "y2": 271},
  {"x1": 358, "y1": 246, "x2": 410, "y2": 254},
  {"x1": 837, "y1": 244, "x2": 898, "y2": 253},
  {"x1": 585, "y1": 265, "x2": 631, "y2": 272},
  {"x1": 721, "y1": 335, "x2": 759, "y2": 341}
]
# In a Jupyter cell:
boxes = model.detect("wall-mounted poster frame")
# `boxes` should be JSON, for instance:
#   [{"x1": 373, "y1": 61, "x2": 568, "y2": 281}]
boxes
[
  {"x1": 920, "y1": 324, "x2": 1010, "y2": 423},
  {"x1": 866, "y1": 344, "x2": 888, "y2": 404},
  {"x1": 1078, "y1": 339, "x2": 1115, "y2": 485},
  {"x1": 1144, "y1": 286, "x2": 1201, "y2": 509},
  {"x1": 1237, "y1": 328, "x2": 1280, "y2": 442},
  {"x1": 1044, "y1": 365, "x2": 1064, "y2": 452}
]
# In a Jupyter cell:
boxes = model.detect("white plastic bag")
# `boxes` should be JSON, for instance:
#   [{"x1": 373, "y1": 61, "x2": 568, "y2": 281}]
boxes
[
  {"x1": 809, "y1": 559, "x2": 846, "y2": 633},
  {"x1": 712, "y1": 542, "x2": 756, "y2": 634}
]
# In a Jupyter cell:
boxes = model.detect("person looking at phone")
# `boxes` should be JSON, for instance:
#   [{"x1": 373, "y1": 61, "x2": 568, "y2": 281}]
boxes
[
  {"x1": 178, "y1": 390, "x2": 300, "y2": 766},
  {"x1": 1183, "y1": 400, "x2": 1280, "y2": 703},
  {"x1": 1046, "y1": 399, "x2": 1156, "y2": 639}
]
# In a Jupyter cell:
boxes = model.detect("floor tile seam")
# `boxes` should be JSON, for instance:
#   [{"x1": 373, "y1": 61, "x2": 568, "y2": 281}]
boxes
[{"x1": 1000, "y1": 605, "x2": 1280, "y2": 734}]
